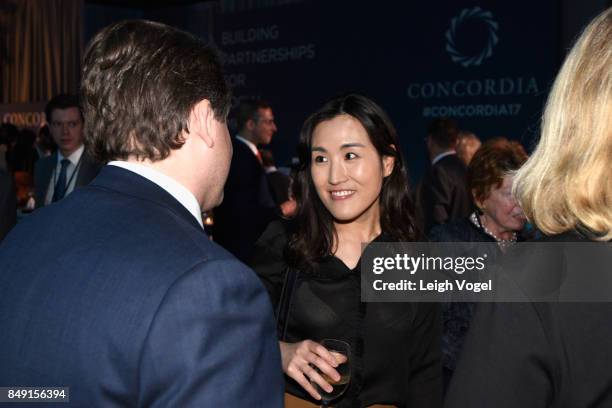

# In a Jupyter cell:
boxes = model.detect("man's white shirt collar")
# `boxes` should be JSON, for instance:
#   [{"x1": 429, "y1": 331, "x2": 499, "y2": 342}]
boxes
[
  {"x1": 264, "y1": 165, "x2": 278, "y2": 174},
  {"x1": 432, "y1": 150, "x2": 456, "y2": 166},
  {"x1": 58, "y1": 144, "x2": 84, "y2": 166},
  {"x1": 235, "y1": 135, "x2": 259, "y2": 157},
  {"x1": 108, "y1": 161, "x2": 203, "y2": 228}
]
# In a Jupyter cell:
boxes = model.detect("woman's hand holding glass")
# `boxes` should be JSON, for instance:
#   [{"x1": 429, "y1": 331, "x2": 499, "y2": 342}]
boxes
[{"x1": 279, "y1": 340, "x2": 347, "y2": 400}]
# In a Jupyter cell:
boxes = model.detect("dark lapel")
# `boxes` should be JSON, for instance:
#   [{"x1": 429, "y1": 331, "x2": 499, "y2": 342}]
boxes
[
  {"x1": 89, "y1": 165, "x2": 203, "y2": 231},
  {"x1": 232, "y1": 137, "x2": 261, "y2": 172},
  {"x1": 75, "y1": 151, "x2": 102, "y2": 187}
]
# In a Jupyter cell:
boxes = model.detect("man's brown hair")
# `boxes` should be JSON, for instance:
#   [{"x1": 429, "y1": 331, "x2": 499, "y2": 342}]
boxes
[
  {"x1": 427, "y1": 118, "x2": 459, "y2": 149},
  {"x1": 235, "y1": 99, "x2": 271, "y2": 132},
  {"x1": 81, "y1": 20, "x2": 231, "y2": 163}
]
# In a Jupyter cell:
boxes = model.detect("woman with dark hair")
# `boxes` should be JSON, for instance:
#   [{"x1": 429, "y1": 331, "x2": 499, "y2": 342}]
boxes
[
  {"x1": 252, "y1": 94, "x2": 441, "y2": 408},
  {"x1": 428, "y1": 137, "x2": 528, "y2": 391}
]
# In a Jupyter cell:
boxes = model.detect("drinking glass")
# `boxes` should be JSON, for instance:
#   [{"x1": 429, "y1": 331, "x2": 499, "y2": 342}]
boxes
[{"x1": 311, "y1": 339, "x2": 351, "y2": 408}]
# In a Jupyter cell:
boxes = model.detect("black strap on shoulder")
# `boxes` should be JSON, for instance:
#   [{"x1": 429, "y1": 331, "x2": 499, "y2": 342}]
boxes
[{"x1": 276, "y1": 266, "x2": 299, "y2": 341}]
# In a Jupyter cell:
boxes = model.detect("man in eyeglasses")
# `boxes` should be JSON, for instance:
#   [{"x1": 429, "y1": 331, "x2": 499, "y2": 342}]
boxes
[
  {"x1": 213, "y1": 99, "x2": 280, "y2": 262},
  {"x1": 34, "y1": 94, "x2": 101, "y2": 207}
]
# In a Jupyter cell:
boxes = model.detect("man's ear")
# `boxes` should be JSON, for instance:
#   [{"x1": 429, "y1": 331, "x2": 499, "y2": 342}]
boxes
[
  {"x1": 245, "y1": 118, "x2": 256, "y2": 132},
  {"x1": 382, "y1": 144, "x2": 396, "y2": 177},
  {"x1": 191, "y1": 99, "x2": 215, "y2": 148}
]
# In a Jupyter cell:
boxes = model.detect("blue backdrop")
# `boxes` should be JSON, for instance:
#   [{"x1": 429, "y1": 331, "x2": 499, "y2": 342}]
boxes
[{"x1": 85, "y1": 0, "x2": 560, "y2": 182}]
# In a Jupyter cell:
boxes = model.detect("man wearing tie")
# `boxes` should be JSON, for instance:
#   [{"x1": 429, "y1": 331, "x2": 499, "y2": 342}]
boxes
[
  {"x1": 213, "y1": 99, "x2": 280, "y2": 262},
  {"x1": 34, "y1": 94, "x2": 101, "y2": 207},
  {"x1": 419, "y1": 118, "x2": 472, "y2": 233}
]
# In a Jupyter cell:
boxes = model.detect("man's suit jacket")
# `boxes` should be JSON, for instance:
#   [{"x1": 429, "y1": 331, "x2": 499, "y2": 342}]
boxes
[
  {"x1": 420, "y1": 153, "x2": 472, "y2": 234},
  {"x1": 33, "y1": 149, "x2": 101, "y2": 208},
  {"x1": 0, "y1": 169, "x2": 16, "y2": 241},
  {"x1": 0, "y1": 165, "x2": 284, "y2": 407},
  {"x1": 213, "y1": 137, "x2": 278, "y2": 262}
]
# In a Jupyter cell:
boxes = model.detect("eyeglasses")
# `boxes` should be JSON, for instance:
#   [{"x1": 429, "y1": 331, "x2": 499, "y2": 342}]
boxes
[{"x1": 257, "y1": 118, "x2": 276, "y2": 125}]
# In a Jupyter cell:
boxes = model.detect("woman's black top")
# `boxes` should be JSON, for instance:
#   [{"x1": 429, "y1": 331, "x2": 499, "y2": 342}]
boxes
[
  {"x1": 251, "y1": 220, "x2": 442, "y2": 408},
  {"x1": 445, "y1": 231, "x2": 612, "y2": 407}
]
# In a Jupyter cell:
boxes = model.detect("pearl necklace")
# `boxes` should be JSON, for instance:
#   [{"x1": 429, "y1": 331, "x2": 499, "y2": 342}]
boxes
[{"x1": 470, "y1": 212, "x2": 517, "y2": 250}]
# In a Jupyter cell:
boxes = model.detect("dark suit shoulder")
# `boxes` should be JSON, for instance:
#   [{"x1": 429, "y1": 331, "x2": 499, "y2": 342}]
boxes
[
  {"x1": 76, "y1": 151, "x2": 102, "y2": 186},
  {"x1": 138, "y1": 255, "x2": 283, "y2": 407},
  {"x1": 0, "y1": 159, "x2": 283, "y2": 407},
  {"x1": 432, "y1": 154, "x2": 466, "y2": 179},
  {"x1": 222, "y1": 138, "x2": 263, "y2": 189},
  {"x1": 436, "y1": 153, "x2": 465, "y2": 168},
  {"x1": 232, "y1": 138, "x2": 260, "y2": 167}
]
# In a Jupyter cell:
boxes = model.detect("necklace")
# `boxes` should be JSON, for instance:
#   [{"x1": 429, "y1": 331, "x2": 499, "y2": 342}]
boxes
[{"x1": 470, "y1": 212, "x2": 517, "y2": 250}]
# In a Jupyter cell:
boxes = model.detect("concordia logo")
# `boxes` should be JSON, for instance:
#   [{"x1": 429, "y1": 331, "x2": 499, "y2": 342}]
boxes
[{"x1": 446, "y1": 7, "x2": 499, "y2": 68}]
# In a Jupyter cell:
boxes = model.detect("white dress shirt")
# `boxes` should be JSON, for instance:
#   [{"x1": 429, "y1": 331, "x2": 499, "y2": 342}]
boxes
[
  {"x1": 44, "y1": 145, "x2": 85, "y2": 205},
  {"x1": 108, "y1": 161, "x2": 203, "y2": 228},
  {"x1": 431, "y1": 150, "x2": 457, "y2": 166}
]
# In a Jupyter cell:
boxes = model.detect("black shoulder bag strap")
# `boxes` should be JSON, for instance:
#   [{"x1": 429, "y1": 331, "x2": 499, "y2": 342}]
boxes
[{"x1": 276, "y1": 266, "x2": 299, "y2": 341}]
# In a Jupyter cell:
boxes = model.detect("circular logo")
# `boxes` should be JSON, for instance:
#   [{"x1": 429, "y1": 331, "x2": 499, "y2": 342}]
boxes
[{"x1": 446, "y1": 7, "x2": 498, "y2": 68}]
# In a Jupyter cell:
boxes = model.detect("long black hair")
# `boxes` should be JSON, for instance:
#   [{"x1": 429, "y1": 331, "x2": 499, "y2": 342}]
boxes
[{"x1": 287, "y1": 93, "x2": 420, "y2": 265}]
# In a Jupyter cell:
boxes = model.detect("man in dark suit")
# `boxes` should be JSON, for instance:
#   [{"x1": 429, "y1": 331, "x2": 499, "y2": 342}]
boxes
[
  {"x1": 213, "y1": 99, "x2": 279, "y2": 262},
  {"x1": 34, "y1": 94, "x2": 101, "y2": 208},
  {"x1": 0, "y1": 20, "x2": 283, "y2": 407},
  {"x1": 260, "y1": 148, "x2": 296, "y2": 218},
  {"x1": 420, "y1": 118, "x2": 472, "y2": 234}
]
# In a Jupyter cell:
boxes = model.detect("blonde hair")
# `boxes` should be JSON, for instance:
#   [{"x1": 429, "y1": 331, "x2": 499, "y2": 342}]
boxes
[{"x1": 513, "y1": 7, "x2": 612, "y2": 241}]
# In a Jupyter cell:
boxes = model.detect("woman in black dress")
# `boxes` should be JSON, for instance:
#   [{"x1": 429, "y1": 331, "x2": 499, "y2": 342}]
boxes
[{"x1": 252, "y1": 94, "x2": 441, "y2": 407}]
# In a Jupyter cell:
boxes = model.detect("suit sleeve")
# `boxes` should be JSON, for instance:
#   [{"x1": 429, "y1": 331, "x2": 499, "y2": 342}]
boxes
[
  {"x1": 444, "y1": 301, "x2": 555, "y2": 408},
  {"x1": 428, "y1": 166, "x2": 454, "y2": 226},
  {"x1": 137, "y1": 259, "x2": 284, "y2": 408}
]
